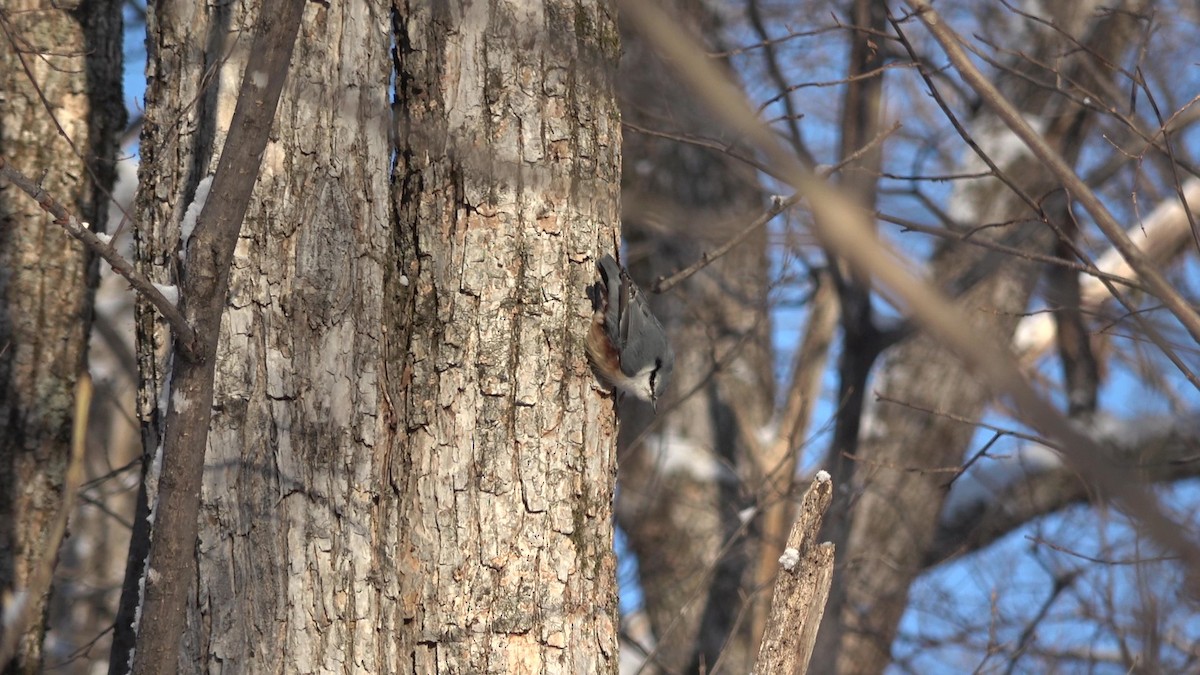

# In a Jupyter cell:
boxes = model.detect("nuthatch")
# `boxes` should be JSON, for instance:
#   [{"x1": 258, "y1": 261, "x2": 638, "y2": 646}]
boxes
[{"x1": 586, "y1": 254, "x2": 674, "y2": 411}]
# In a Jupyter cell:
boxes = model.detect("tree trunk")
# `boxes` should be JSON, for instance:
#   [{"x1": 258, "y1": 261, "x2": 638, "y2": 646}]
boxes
[
  {"x1": 391, "y1": 1, "x2": 623, "y2": 670},
  {"x1": 0, "y1": 1, "x2": 123, "y2": 671},
  {"x1": 121, "y1": 0, "x2": 621, "y2": 670},
  {"x1": 122, "y1": 0, "x2": 386, "y2": 669}
]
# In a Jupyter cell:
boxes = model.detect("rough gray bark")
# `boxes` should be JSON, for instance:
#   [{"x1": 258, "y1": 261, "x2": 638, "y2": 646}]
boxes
[
  {"x1": 113, "y1": 0, "x2": 385, "y2": 670},
  {"x1": 0, "y1": 0, "x2": 124, "y2": 671},
  {"x1": 128, "y1": 2, "x2": 306, "y2": 672},
  {"x1": 188, "y1": 2, "x2": 388, "y2": 667},
  {"x1": 390, "y1": 0, "x2": 623, "y2": 671},
  {"x1": 115, "y1": 0, "x2": 623, "y2": 670}
]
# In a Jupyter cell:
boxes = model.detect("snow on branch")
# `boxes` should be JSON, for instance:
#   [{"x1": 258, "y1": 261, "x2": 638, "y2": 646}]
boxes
[
  {"x1": 932, "y1": 413, "x2": 1200, "y2": 565},
  {"x1": 905, "y1": 0, "x2": 1200, "y2": 348},
  {"x1": 1014, "y1": 178, "x2": 1200, "y2": 364},
  {"x1": 753, "y1": 473, "x2": 835, "y2": 675},
  {"x1": 0, "y1": 156, "x2": 200, "y2": 358}
]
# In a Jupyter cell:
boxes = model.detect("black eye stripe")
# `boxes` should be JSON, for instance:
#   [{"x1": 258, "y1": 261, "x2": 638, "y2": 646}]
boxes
[{"x1": 649, "y1": 358, "x2": 663, "y2": 388}]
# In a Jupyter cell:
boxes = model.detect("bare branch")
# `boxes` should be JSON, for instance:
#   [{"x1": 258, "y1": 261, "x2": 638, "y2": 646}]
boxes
[
  {"x1": 620, "y1": 0, "x2": 1200, "y2": 589},
  {"x1": 1003, "y1": 567, "x2": 1080, "y2": 675},
  {"x1": 929, "y1": 414, "x2": 1200, "y2": 566},
  {"x1": 891, "y1": 4, "x2": 1200, "y2": 397},
  {"x1": 753, "y1": 473, "x2": 835, "y2": 675},
  {"x1": 654, "y1": 122, "x2": 899, "y2": 293},
  {"x1": 745, "y1": 0, "x2": 816, "y2": 165},
  {"x1": 882, "y1": 214, "x2": 1151, "y2": 293},
  {"x1": 1014, "y1": 179, "x2": 1200, "y2": 364},
  {"x1": 0, "y1": 157, "x2": 199, "y2": 358},
  {"x1": 904, "y1": 0, "x2": 1200, "y2": 359}
]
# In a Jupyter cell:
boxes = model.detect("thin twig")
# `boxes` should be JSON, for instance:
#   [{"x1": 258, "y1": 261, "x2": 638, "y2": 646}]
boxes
[
  {"x1": 622, "y1": 121, "x2": 781, "y2": 181},
  {"x1": 874, "y1": 392, "x2": 1056, "y2": 447},
  {"x1": 904, "y1": 0, "x2": 1200, "y2": 359},
  {"x1": 746, "y1": 0, "x2": 815, "y2": 165},
  {"x1": 1135, "y1": 67, "x2": 1200, "y2": 257},
  {"x1": 654, "y1": 122, "x2": 900, "y2": 293},
  {"x1": 654, "y1": 193, "x2": 799, "y2": 293},
  {"x1": 1003, "y1": 568, "x2": 1078, "y2": 675},
  {"x1": 0, "y1": 157, "x2": 199, "y2": 359},
  {"x1": 882, "y1": 213, "x2": 1151, "y2": 293}
]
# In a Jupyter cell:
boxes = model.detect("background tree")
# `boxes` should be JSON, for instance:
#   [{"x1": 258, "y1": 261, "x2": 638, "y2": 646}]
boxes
[
  {"x1": 615, "y1": 0, "x2": 1200, "y2": 673},
  {"x1": 0, "y1": 1, "x2": 123, "y2": 671},
  {"x1": 815, "y1": 4, "x2": 1157, "y2": 672},
  {"x1": 615, "y1": 2, "x2": 777, "y2": 670}
]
